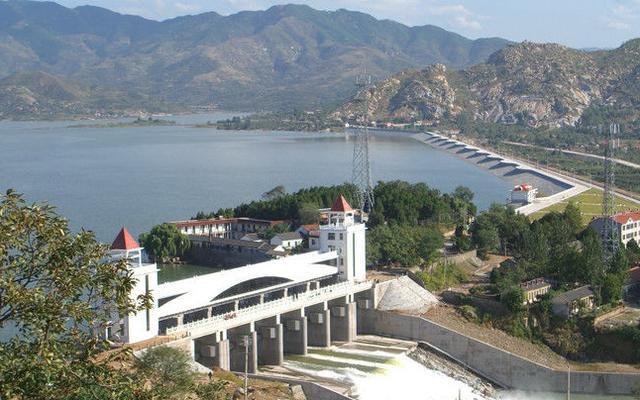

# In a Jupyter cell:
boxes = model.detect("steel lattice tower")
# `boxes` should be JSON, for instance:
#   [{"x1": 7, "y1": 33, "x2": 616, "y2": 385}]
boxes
[
  {"x1": 352, "y1": 74, "x2": 374, "y2": 213},
  {"x1": 602, "y1": 123, "x2": 619, "y2": 269}
]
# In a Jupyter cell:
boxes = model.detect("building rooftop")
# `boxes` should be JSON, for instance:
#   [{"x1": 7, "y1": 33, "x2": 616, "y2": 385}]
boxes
[
  {"x1": 551, "y1": 285, "x2": 594, "y2": 305},
  {"x1": 613, "y1": 211, "x2": 640, "y2": 225},
  {"x1": 519, "y1": 278, "x2": 551, "y2": 292},
  {"x1": 331, "y1": 195, "x2": 353, "y2": 212},
  {"x1": 111, "y1": 227, "x2": 140, "y2": 250},
  {"x1": 274, "y1": 231, "x2": 303, "y2": 241},
  {"x1": 513, "y1": 184, "x2": 535, "y2": 192},
  {"x1": 172, "y1": 217, "x2": 275, "y2": 228}
]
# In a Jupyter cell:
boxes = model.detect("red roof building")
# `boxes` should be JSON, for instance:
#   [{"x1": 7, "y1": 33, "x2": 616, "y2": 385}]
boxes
[
  {"x1": 589, "y1": 211, "x2": 640, "y2": 248},
  {"x1": 331, "y1": 195, "x2": 353, "y2": 212},
  {"x1": 613, "y1": 211, "x2": 640, "y2": 225},
  {"x1": 111, "y1": 227, "x2": 140, "y2": 250}
]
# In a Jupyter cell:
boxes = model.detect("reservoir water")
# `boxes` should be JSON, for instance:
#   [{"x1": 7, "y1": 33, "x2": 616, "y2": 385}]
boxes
[
  {"x1": 0, "y1": 114, "x2": 632, "y2": 399},
  {"x1": 0, "y1": 112, "x2": 513, "y2": 243}
]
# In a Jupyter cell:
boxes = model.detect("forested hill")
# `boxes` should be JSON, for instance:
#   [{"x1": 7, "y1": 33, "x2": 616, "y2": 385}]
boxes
[
  {"x1": 0, "y1": 1, "x2": 509, "y2": 118},
  {"x1": 334, "y1": 40, "x2": 640, "y2": 129}
]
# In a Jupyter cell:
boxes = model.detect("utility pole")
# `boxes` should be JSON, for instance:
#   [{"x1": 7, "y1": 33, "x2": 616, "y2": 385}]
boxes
[
  {"x1": 352, "y1": 73, "x2": 375, "y2": 213},
  {"x1": 567, "y1": 366, "x2": 571, "y2": 400},
  {"x1": 242, "y1": 335, "x2": 250, "y2": 400}
]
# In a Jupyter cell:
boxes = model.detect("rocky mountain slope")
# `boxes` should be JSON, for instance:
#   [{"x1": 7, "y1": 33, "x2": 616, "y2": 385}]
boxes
[
  {"x1": 0, "y1": 0, "x2": 509, "y2": 118},
  {"x1": 335, "y1": 40, "x2": 640, "y2": 128}
]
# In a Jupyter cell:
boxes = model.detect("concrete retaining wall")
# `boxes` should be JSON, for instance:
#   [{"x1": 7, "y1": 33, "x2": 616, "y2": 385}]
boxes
[{"x1": 363, "y1": 310, "x2": 640, "y2": 395}]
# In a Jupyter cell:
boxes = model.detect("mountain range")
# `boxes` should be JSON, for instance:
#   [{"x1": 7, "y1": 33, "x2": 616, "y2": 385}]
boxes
[
  {"x1": 334, "y1": 40, "x2": 640, "y2": 128},
  {"x1": 0, "y1": 0, "x2": 510, "y2": 118}
]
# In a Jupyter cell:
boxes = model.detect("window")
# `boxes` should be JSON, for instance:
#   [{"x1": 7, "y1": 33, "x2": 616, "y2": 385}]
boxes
[
  {"x1": 339, "y1": 233, "x2": 343, "y2": 240},
  {"x1": 328, "y1": 233, "x2": 335, "y2": 240}
]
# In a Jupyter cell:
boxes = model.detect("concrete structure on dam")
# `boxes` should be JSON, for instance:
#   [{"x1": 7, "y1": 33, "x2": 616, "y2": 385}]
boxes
[{"x1": 106, "y1": 195, "x2": 375, "y2": 374}]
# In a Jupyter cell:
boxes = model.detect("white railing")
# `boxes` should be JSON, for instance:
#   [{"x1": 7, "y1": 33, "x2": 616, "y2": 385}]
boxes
[{"x1": 165, "y1": 280, "x2": 372, "y2": 337}]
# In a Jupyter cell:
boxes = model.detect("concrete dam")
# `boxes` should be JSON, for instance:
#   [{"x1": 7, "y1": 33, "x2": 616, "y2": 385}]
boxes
[{"x1": 415, "y1": 132, "x2": 574, "y2": 198}]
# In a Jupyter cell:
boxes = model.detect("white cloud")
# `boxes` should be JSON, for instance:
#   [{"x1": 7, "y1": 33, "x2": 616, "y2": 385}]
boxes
[
  {"x1": 427, "y1": 3, "x2": 483, "y2": 30},
  {"x1": 604, "y1": 1, "x2": 640, "y2": 31}
]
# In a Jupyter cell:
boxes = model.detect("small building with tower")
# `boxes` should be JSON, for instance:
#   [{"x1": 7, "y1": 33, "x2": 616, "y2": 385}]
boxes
[{"x1": 510, "y1": 184, "x2": 538, "y2": 204}]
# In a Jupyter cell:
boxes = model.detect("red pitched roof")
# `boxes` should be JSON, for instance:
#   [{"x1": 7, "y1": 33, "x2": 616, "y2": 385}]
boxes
[
  {"x1": 613, "y1": 211, "x2": 640, "y2": 225},
  {"x1": 111, "y1": 227, "x2": 140, "y2": 250},
  {"x1": 331, "y1": 195, "x2": 353, "y2": 212}
]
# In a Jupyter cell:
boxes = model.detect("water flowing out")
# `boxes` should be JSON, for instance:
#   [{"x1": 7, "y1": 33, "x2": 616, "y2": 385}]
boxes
[
  {"x1": 263, "y1": 337, "x2": 493, "y2": 400},
  {"x1": 262, "y1": 337, "x2": 632, "y2": 400}
]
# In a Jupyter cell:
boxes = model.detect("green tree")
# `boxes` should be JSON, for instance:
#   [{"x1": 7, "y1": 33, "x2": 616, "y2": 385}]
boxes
[
  {"x1": 0, "y1": 190, "x2": 150, "y2": 400},
  {"x1": 563, "y1": 201, "x2": 583, "y2": 234},
  {"x1": 500, "y1": 286, "x2": 525, "y2": 314},
  {"x1": 473, "y1": 225, "x2": 500, "y2": 258},
  {"x1": 139, "y1": 223, "x2": 190, "y2": 262},
  {"x1": 135, "y1": 346, "x2": 196, "y2": 400},
  {"x1": 259, "y1": 223, "x2": 291, "y2": 240},
  {"x1": 627, "y1": 239, "x2": 640, "y2": 265},
  {"x1": 601, "y1": 272, "x2": 625, "y2": 305},
  {"x1": 418, "y1": 227, "x2": 445, "y2": 264},
  {"x1": 297, "y1": 202, "x2": 319, "y2": 224}
]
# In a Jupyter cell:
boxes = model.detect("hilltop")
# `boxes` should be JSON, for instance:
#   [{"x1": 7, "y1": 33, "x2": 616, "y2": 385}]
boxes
[
  {"x1": 0, "y1": 1, "x2": 509, "y2": 118},
  {"x1": 334, "y1": 40, "x2": 640, "y2": 128}
]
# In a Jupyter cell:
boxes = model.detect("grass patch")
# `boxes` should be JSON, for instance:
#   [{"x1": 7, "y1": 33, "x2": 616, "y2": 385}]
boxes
[
  {"x1": 530, "y1": 188, "x2": 640, "y2": 224},
  {"x1": 416, "y1": 262, "x2": 468, "y2": 292}
]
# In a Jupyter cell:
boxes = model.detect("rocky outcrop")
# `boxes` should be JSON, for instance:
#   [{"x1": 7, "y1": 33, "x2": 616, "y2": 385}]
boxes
[{"x1": 334, "y1": 39, "x2": 640, "y2": 128}]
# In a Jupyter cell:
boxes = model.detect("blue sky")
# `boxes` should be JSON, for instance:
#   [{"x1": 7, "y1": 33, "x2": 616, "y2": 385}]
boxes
[{"x1": 53, "y1": 0, "x2": 640, "y2": 48}]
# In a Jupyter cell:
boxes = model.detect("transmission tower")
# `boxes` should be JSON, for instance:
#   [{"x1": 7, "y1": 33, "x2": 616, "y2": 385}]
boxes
[
  {"x1": 352, "y1": 74, "x2": 374, "y2": 213},
  {"x1": 602, "y1": 123, "x2": 620, "y2": 269}
]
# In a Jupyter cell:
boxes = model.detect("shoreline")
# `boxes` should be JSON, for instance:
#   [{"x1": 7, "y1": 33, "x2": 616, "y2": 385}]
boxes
[{"x1": 360, "y1": 126, "x2": 591, "y2": 216}]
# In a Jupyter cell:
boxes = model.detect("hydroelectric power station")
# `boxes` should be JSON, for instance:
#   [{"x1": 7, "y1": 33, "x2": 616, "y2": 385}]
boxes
[{"x1": 106, "y1": 196, "x2": 374, "y2": 374}]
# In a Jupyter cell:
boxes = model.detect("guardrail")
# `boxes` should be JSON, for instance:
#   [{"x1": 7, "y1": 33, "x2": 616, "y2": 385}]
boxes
[{"x1": 166, "y1": 280, "x2": 372, "y2": 337}]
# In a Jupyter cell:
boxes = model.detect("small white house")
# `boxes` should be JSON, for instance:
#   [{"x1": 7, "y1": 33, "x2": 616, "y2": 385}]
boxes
[
  {"x1": 510, "y1": 184, "x2": 537, "y2": 204},
  {"x1": 270, "y1": 232, "x2": 303, "y2": 249}
]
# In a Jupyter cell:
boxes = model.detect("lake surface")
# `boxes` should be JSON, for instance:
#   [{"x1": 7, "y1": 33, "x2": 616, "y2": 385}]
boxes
[{"x1": 0, "y1": 113, "x2": 512, "y2": 243}]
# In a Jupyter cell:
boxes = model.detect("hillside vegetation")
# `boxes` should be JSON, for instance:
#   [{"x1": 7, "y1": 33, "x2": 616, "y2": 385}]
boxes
[{"x1": 0, "y1": 0, "x2": 508, "y2": 118}]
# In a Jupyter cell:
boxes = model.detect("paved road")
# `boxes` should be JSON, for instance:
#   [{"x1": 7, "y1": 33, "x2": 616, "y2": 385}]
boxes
[{"x1": 504, "y1": 141, "x2": 640, "y2": 170}]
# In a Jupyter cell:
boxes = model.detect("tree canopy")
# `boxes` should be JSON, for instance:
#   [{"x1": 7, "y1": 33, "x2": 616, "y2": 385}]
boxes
[
  {"x1": 0, "y1": 190, "x2": 151, "y2": 399},
  {"x1": 139, "y1": 223, "x2": 190, "y2": 262},
  {"x1": 478, "y1": 202, "x2": 632, "y2": 305}
]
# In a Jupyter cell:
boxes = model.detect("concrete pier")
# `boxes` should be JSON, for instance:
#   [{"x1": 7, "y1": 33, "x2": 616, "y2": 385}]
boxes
[
  {"x1": 255, "y1": 316, "x2": 284, "y2": 366},
  {"x1": 282, "y1": 309, "x2": 308, "y2": 355},
  {"x1": 306, "y1": 303, "x2": 331, "y2": 347},
  {"x1": 329, "y1": 296, "x2": 357, "y2": 343},
  {"x1": 228, "y1": 324, "x2": 258, "y2": 373},
  {"x1": 194, "y1": 330, "x2": 230, "y2": 370}
]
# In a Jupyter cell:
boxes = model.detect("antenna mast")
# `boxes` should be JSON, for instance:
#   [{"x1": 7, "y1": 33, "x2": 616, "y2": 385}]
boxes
[{"x1": 352, "y1": 73, "x2": 375, "y2": 213}]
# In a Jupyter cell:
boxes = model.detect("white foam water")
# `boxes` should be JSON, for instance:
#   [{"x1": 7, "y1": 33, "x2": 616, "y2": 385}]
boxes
[{"x1": 281, "y1": 344, "x2": 493, "y2": 400}]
